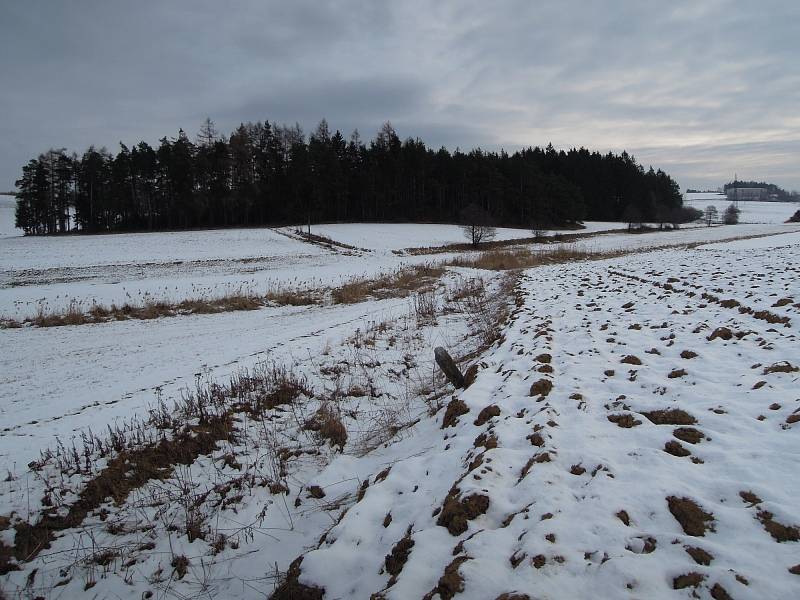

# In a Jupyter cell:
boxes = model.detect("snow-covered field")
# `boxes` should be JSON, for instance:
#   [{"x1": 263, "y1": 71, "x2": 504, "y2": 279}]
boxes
[
  {"x1": 685, "y1": 192, "x2": 798, "y2": 224},
  {"x1": 1, "y1": 198, "x2": 799, "y2": 598},
  {"x1": 0, "y1": 197, "x2": 19, "y2": 239},
  {"x1": 294, "y1": 221, "x2": 623, "y2": 251}
]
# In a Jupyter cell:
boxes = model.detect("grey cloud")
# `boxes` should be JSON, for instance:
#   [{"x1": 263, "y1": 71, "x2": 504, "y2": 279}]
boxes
[{"x1": 1, "y1": 0, "x2": 799, "y2": 192}]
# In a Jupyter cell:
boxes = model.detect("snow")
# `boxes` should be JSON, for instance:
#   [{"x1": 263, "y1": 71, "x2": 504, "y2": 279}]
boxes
[
  {"x1": 2, "y1": 203, "x2": 800, "y2": 598},
  {"x1": 3, "y1": 219, "x2": 799, "y2": 321},
  {"x1": 685, "y1": 192, "x2": 798, "y2": 224},
  {"x1": 298, "y1": 222, "x2": 623, "y2": 251},
  {"x1": 0, "y1": 197, "x2": 21, "y2": 239}
]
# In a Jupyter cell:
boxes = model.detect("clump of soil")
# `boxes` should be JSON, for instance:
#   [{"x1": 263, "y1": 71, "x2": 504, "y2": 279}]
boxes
[
  {"x1": 667, "y1": 496, "x2": 715, "y2": 536},
  {"x1": 428, "y1": 556, "x2": 470, "y2": 600},
  {"x1": 680, "y1": 350, "x2": 698, "y2": 359},
  {"x1": 739, "y1": 490, "x2": 762, "y2": 506},
  {"x1": 608, "y1": 413, "x2": 641, "y2": 428},
  {"x1": 673, "y1": 572, "x2": 705, "y2": 589},
  {"x1": 763, "y1": 361, "x2": 798, "y2": 375},
  {"x1": 437, "y1": 491, "x2": 490, "y2": 535},
  {"x1": 787, "y1": 414, "x2": 800, "y2": 425},
  {"x1": 753, "y1": 310, "x2": 790, "y2": 325},
  {"x1": 272, "y1": 557, "x2": 324, "y2": 600},
  {"x1": 385, "y1": 527, "x2": 415, "y2": 582},
  {"x1": 535, "y1": 353, "x2": 552, "y2": 364},
  {"x1": 616, "y1": 510, "x2": 631, "y2": 526},
  {"x1": 756, "y1": 510, "x2": 799, "y2": 542},
  {"x1": 531, "y1": 554, "x2": 546, "y2": 568},
  {"x1": 710, "y1": 583, "x2": 733, "y2": 599},
  {"x1": 673, "y1": 427, "x2": 704, "y2": 444},
  {"x1": 707, "y1": 327, "x2": 733, "y2": 341},
  {"x1": 529, "y1": 379, "x2": 553, "y2": 397},
  {"x1": 527, "y1": 432, "x2": 545, "y2": 446},
  {"x1": 643, "y1": 409, "x2": 696, "y2": 425},
  {"x1": 441, "y1": 398, "x2": 469, "y2": 428},
  {"x1": 474, "y1": 433, "x2": 498, "y2": 449},
  {"x1": 463, "y1": 364, "x2": 479, "y2": 389},
  {"x1": 621, "y1": 355, "x2": 642, "y2": 365},
  {"x1": 664, "y1": 440, "x2": 691, "y2": 457},
  {"x1": 474, "y1": 405, "x2": 500, "y2": 426},
  {"x1": 668, "y1": 368, "x2": 687, "y2": 378},
  {"x1": 495, "y1": 594, "x2": 531, "y2": 600},
  {"x1": 307, "y1": 485, "x2": 326, "y2": 499},
  {"x1": 570, "y1": 464, "x2": 586, "y2": 475},
  {"x1": 789, "y1": 564, "x2": 800, "y2": 575},
  {"x1": 685, "y1": 546, "x2": 714, "y2": 565}
]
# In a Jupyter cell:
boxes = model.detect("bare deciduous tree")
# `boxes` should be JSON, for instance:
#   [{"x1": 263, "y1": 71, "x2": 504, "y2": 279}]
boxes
[
  {"x1": 703, "y1": 205, "x2": 718, "y2": 226},
  {"x1": 459, "y1": 203, "x2": 496, "y2": 247}
]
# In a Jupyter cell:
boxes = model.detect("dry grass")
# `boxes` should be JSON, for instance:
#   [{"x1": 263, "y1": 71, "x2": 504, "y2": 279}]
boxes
[
  {"x1": 331, "y1": 264, "x2": 444, "y2": 304},
  {"x1": 6, "y1": 264, "x2": 447, "y2": 328},
  {"x1": 445, "y1": 246, "x2": 619, "y2": 271}
]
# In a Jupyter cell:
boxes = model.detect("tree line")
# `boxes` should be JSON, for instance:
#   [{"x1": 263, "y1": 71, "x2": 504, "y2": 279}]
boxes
[{"x1": 14, "y1": 118, "x2": 684, "y2": 235}]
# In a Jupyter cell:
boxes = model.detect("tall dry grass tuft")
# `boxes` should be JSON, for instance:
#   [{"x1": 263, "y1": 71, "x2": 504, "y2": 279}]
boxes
[{"x1": 332, "y1": 264, "x2": 444, "y2": 304}]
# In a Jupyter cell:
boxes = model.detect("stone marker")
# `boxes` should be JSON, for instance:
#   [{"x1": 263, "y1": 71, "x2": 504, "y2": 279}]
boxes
[{"x1": 435, "y1": 346, "x2": 465, "y2": 388}]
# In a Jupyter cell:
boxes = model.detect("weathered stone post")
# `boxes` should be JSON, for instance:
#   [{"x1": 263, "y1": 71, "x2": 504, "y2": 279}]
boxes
[{"x1": 434, "y1": 346, "x2": 465, "y2": 388}]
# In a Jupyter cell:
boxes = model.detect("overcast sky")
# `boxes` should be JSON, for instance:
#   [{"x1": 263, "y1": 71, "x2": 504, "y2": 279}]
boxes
[{"x1": 2, "y1": 0, "x2": 798, "y2": 192}]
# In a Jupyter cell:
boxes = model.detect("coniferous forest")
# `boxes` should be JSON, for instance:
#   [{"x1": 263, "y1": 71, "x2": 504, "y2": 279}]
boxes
[{"x1": 14, "y1": 119, "x2": 683, "y2": 235}]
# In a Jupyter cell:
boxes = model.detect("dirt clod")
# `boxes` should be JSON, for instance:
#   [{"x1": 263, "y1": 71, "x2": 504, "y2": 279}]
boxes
[
  {"x1": 685, "y1": 546, "x2": 713, "y2": 565},
  {"x1": 664, "y1": 440, "x2": 691, "y2": 457},
  {"x1": 431, "y1": 556, "x2": 470, "y2": 600},
  {"x1": 607, "y1": 413, "x2": 641, "y2": 428},
  {"x1": 441, "y1": 398, "x2": 469, "y2": 428},
  {"x1": 667, "y1": 496, "x2": 715, "y2": 536},
  {"x1": 529, "y1": 379, "x2": 553, "y2": 397},
  {"x1": 643, "y1": 409, "x2": 696, "y2": 425},
  {"x1": 708, "y1": 327, "x2": 733, "y2": 341},
  {"x1": 673, "y1": 427, "x2": 704, "y2": 444},
  {"x1": 437, "y1": 492, "x2": 490, "y2": 536},
  {"x1": 385, "y1": 528, "x2": 414, "y2": 580},
  {"x1": 673, "y1": 572, "x2": 705, "y2": 589},
  {"x1": 757, "y1": 510, "x2": 799, "y2": 542},
  {"x1": 710, "y1": 583, "x2": 733, "y2": 600},
  {"x1": 474, "y1": 405, "x2": 501, "y2": 426},
  {"x1": 680, "y1": 350, "x2": 698, "y2": 359},
  {"x1": 739, "y1": 490, "x2": 762, "y2": 506},
  {"x1": 621, "y1": 355, "x2": 642, "y2": 365}
]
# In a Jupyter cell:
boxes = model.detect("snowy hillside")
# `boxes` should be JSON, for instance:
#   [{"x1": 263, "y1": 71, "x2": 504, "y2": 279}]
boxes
[{"x1": 2, "y1": 222, "x2": 798, "y2": 599}]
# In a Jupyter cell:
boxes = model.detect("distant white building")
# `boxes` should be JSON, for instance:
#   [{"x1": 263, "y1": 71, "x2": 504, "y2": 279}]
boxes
[{"x1": 727, "y1": 187, "x2": 767, "y2": 201}]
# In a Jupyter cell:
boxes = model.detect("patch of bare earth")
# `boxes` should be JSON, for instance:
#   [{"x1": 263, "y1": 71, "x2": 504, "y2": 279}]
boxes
[{"x1": 667, "y1": 496, "x2": 715, "y2": 536}]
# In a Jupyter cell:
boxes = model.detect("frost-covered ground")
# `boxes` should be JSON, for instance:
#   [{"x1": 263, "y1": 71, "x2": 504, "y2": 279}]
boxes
[
  {"x1": 1, "y1": 199, "x2": 799, "y2": 598},
  {"x1": 685, "y1": 192, "x2": 798, "y2": 224}
]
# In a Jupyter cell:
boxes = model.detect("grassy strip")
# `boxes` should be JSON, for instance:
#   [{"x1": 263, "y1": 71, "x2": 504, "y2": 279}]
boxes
[
  {"x1": 445, "y1": 246, "x2": 625, "y2": 270},
  {"x1": 2, "y1": 265, "x2": 444, "y2": 328}
]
